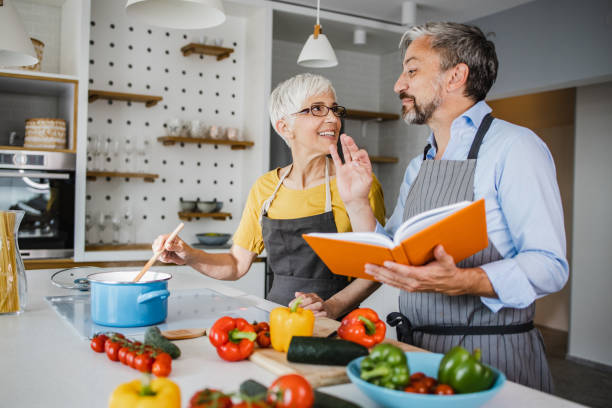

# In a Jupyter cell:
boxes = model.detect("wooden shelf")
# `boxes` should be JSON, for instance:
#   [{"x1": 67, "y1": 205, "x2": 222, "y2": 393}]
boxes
[
  {"x1": 85, "y1": 243, "x2": 152, "y2": 251},
  {"x1": 370, "y1": 155, "x2": 399, "y2": 164},
  {"x1": 86, "y1": 171, "x2": 159, "y2": 182},
  {"x1": 0, "y1": 145, "x2": 75, "y2": 154},
  {"x1": 157, "y1": 136, "x2": 254, "y2": 150},
  {"x1": 345, "y1": 109, "x2": 400, "y2": 122},
  {"x1": 88, "y1": 90, "x2": 162, "y2": 107},
  {"x1": 178, "y1": 211, "x2": 232, "y2": 221},
  {"x1": 180, "y1": 43, "x2": 235, "y2": 61}
]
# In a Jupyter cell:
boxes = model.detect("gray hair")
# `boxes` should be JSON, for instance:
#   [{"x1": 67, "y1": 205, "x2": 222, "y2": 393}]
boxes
[
  {"x1": 269, "y1": 73, "x2": 336, "y2": 145},
  {"x1": 399, "y1": 22, "x2": 498, "y2": 102}
]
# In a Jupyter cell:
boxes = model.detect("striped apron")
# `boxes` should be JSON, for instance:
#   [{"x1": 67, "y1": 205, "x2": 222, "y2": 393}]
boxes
[{"x1": 388, "y1": 114, "x2": 553, "y2": 392}]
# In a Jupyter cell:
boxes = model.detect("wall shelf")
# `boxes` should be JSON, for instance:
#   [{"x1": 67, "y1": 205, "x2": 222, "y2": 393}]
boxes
[
  {"x1": 178, "y1": 211, "x2": 232, "y2": 221},
  {"x1": 88, "y1": 90, "x2": 162, "y2": 107},
  {"x1": 157, "y1": 136, "x2": 254, "y2": 150},
  {"x1": 370, "y1": 155, "x2": 399, "y2": 164},
  {"x1": 85, "y1": 243, "x2": 152, "y2": 251},
  {"x1": 180, "y1": 43, "x2": 235, "y2": 61},
  {"x1": 345, "y1": 109, "x2": 400, "y2": 122},
  {"x1": 86, "y1": 171, "x2": 159, "y2": 182}
]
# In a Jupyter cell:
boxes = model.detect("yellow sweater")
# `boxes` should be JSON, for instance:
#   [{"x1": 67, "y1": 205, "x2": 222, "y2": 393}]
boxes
[{"x1": 233, "y1": 168, "x2": 386, "y2": 254}]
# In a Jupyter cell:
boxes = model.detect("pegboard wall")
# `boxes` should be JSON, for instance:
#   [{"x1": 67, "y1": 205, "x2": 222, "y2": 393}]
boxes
[{"x1": 86, "y1": 0, "x2": 250, "y2": 247}]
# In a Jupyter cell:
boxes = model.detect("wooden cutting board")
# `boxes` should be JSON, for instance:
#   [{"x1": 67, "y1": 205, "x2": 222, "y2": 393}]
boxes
[{"x1": 248, "y1": 317, "x2": 424, "y2": 388}]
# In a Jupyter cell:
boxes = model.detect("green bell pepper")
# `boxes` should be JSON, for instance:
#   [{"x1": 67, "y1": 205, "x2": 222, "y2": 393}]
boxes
[
  {"x1": 438, "y1": 346, "x2": 496, "y2": 393},
  {"x1": 360, "y1": 343, "x2": 410, "y2": 390}
]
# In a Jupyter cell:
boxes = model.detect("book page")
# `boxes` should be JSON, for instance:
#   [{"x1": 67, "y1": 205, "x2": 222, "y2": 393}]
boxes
[
  {"x1": 393, "y1": 201, "x2": 472, "y2": 245},
  {"x1": 306, "y1": 232, "x2": 395, "y2": 248}
]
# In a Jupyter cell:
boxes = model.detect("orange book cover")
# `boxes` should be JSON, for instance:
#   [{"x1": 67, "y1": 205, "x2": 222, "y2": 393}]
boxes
[{"x1": 302, "y1": 199, "x2": 488, "y2": 281}]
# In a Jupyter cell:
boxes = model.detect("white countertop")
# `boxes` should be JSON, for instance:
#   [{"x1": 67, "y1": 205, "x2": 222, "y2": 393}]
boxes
[{"x1": 1, "y1": 267, "x2": 584, "y2": 408}]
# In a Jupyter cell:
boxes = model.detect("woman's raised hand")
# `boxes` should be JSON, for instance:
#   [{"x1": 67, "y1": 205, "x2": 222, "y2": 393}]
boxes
[
  {"x1": 152, "y1": 233, "x2": 191, "y2": 265},
  {"x1": 329, "y1": 134, "x2": 373, "y2": 207}
]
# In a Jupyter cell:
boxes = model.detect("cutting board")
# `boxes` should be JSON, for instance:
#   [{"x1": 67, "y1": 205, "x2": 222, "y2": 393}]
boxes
[{"x1": 248, "y1": 317, "x2": 424, "y2": 388}]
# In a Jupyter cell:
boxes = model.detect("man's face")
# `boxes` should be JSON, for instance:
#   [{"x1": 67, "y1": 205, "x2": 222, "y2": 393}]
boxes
[{"x1": 394, "y1": 36, "x2": 445, "y2": 125}]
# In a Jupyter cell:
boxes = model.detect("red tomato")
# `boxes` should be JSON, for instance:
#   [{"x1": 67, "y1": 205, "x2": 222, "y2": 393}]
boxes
[
  {"x1": 422, "y1": 376, "x2": 437, "y2": 391},
  {"x1": 125, "y1": 350, "x2": 137, "y2": 368},
  {"x1": 154, "y1": 352, "x2": 172, "y2": 364},
  {"x1": 256, "y1": 331, "x2": 271, "y2": 348},
  {"x1": 105, "y1": 340, "x2": 122, "y2": 361},
  {"x1": 410, "y1": 372, "x2": 426, "y2": 382},
  {"x1": 234, "y1": 402, "x2": 272, "y2": 408},
  {"x1": 188, "y1": 388, "x2": 233, "y2": 408},
  {"x1": 90, "y1": 334, "x2": 108, "y2": 353},
  {"x1": 434, "y1": 384, "x2": 455, "y2": 395},
  {"x1": 267, "y1": 374, "x2": 314, "y2": 408},
  {"x1": 134, "y1": 352, "x2": 154, "y2": 373},
  {"x1": 411, "y1": 381, "x2": 430, "y2": 394},
  {"x1": 404, "y1": 385, "x2": 417, "y2": 393},
  {"x1": 152, "y1": 358, "x2": 172, "y2": 377},
  {"x1": 117, "y1": 346, "x2": 130, "y2": 365},
  {"x1": 254, "y1": 322, "x2": 270, "y2": 333}
]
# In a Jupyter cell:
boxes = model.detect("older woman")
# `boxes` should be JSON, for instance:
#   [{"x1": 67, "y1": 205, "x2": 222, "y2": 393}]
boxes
[{"x1": 153, "y1": 73, "x2": 385, "y2": 318}]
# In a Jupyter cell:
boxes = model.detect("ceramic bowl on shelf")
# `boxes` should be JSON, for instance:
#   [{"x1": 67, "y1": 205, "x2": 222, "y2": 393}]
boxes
[
  {"x1": 196, "y1": 201, "x2": 217, "y2": 213},
  {"x1": 180, "y1": 200, "x2": 197, "y2": 212},
  {"x1": 195, "y1": 233, "x2": 231, "y2": 246},
  {"x1": 346, "y1": 352, "x2": 506, "y2": 408}
]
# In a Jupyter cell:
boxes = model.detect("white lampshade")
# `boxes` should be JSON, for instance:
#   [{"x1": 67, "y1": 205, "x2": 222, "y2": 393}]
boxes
[
  {"x1": 0, "y1": 0, "x2": 38, "y2": 68},
  {"x1": 297, "y1": 32, "x2": 338, "y2": 68},
  {"x1": 125, "y1": 0, "x2": 226, "y2": 30}
]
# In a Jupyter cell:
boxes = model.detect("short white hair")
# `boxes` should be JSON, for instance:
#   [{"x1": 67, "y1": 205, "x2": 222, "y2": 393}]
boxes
[{"x1": 269, "y1": 73, "x2": 336, "y2": 145}]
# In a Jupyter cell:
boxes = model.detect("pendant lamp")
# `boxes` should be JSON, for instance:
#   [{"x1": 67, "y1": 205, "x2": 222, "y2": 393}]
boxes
[
  {"x1": 0, "y1": 0, "x2": 38, "y2": 68},
  {"x1": 125, "y1": 0, "x2": 226, "y2": 30},
  {"x1": 297, "y1": 0, "x2": 338, "y2": 68}
]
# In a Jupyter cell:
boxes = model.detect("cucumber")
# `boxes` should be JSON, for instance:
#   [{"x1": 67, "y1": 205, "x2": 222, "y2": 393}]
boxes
[
  {"x1": 239, "y1": 379, "x2": 362, "y2": 408},
  {"x1": 287, "y1": 336, "x2": 368, "y2": 366},
  {"x1": 144, "y1": 326, "x2": 181, "y2": 359}
]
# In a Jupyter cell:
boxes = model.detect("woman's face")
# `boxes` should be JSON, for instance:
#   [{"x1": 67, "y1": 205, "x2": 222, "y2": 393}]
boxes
[{"x1": 288, "y1": 91, "x2": 341, "y2": 155}]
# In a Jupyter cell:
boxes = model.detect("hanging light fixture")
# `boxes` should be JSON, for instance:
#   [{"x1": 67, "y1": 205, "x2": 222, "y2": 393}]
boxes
[
  {"x1": 0, "y1": 0, "x2": 38, "y2": 68},
  {"x1": 125, "y1": 0, "x2": 226, "y2": 30},
  {"x1": 297, "y1": 0, "x2": 337, "y2": 68}
]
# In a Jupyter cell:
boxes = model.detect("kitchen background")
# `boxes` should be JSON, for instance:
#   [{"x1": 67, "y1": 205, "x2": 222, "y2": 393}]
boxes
[{"x1": 1, "y1": 0, "x2": 610, "y2": 398}]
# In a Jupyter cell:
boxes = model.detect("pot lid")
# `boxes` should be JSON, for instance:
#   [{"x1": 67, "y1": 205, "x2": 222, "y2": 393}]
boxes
[{"x1": 51, "y1": 267, "x2": 102, "y2": 291}]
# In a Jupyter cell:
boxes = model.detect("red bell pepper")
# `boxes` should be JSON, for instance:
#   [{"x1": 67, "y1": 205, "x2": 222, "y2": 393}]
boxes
[
  {"x1": 338, "y1": 308, "x2": 386, "y2": 348},
  {"x1": 209, "y1": 316, "x2": 257, "y2": 361}
]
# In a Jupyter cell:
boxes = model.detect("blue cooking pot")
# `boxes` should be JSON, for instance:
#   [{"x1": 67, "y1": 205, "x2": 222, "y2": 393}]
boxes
[{"x1": 88, "y1": 271, "x2": 171, "y2": 327}]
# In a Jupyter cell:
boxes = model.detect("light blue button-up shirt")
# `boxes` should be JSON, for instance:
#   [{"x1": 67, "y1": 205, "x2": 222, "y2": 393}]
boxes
[{"x1": 375, "y1": 101, "x2": 569, "y2": 312}]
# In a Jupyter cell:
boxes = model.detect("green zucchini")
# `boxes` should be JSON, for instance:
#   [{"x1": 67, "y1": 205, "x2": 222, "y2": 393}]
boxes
[
  {"x1": 287, "y1": 336, "x2": 368, "y2": 366},
  {"x1": 144, "y1": 326, "x2": 181, "y2": 359},
  {"x1": 239, "y1": 379, "x2": 362, "y2": 408}
]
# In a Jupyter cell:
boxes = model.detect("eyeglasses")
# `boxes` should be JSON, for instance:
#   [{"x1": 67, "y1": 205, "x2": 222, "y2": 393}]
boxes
[{"x1": 294, "y1": 104, "x2": 347, "y2": 118}]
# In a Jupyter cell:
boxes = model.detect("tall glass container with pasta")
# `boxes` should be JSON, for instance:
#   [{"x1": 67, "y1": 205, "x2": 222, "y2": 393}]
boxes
[{"x1": 1, "y1": 211, "x2": 27, "y2": 315}]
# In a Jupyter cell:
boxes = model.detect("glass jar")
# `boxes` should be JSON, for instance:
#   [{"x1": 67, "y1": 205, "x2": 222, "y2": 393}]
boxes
[{"x1": 1, "y1": 210, "x2": 27, "y2": 314}]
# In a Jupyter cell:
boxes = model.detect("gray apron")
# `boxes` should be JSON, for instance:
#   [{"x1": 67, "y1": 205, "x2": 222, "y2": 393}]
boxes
[
  {"x1": 388, "y1": 114, "x2": 553, "y2": 392},
  {"x1": 261, "y1": 159, "x2": 350, "y2": 307}
]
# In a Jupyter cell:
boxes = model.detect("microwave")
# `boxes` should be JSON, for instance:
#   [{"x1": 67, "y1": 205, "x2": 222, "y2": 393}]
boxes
[{"x1": 0, "y1": 150, "x2": 75, "y2": 259}]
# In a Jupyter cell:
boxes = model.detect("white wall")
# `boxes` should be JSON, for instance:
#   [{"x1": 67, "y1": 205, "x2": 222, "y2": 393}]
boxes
[{"x1": 568, "y1": 81, "x2": 612, "y2": 367}]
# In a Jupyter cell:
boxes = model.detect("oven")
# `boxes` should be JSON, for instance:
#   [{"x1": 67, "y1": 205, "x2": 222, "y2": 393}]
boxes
[{"x1": 0, "y1": 150, "x2": 75, "y2": 259}]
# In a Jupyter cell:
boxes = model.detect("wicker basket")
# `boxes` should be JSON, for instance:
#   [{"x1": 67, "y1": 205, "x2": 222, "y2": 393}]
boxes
[
  {"x1": 24, "y1": 118, "x2": 67, "y2": 149},
  {"x1": 20, "y1": 38, "x2": 44, "y2": 71}
]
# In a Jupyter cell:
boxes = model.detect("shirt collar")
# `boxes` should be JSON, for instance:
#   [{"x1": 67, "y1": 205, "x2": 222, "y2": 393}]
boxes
[{"x1": 424, "y1": 100, "x2": 492, "y2": 159}]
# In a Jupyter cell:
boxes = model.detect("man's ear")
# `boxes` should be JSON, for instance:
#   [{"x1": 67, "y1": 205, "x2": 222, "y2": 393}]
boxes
[
  {"x1": 276, "y1": 118, "x2": 294, "y2": 142},
  {"x1": 446, "y1": 63, "x2": 469, "y2": 93}
]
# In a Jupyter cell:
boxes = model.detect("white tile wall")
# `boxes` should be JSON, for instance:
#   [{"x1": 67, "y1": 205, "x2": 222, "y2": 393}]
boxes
[{"x1": 13, "y1": 1, "x2": 62, "y2": 74}]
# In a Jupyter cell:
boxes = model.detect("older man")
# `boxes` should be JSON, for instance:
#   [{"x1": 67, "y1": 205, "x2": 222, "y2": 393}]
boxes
[{"x1": 331, "y1": 22, "x2": 568, "y2": 391}]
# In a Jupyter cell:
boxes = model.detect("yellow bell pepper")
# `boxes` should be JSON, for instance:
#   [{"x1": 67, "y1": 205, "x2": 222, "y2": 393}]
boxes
[
  {"x1": 270, "y1": 296, "x2": 315, "y2": 352},
  {"x1": 109, "y1": 375, "x2": 181, "y2": 408}
]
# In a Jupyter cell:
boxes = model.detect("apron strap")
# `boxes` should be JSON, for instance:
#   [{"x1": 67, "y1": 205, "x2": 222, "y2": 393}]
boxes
[
  {"x1": 467, "y1": 113, "x2": 494, "y2": 160},
  {"x1": 422, "y1": 144, "x2": 432, "y2": 161},
  {"x1": 259, "y1": 159, "x2": 332, "y2": 224}
]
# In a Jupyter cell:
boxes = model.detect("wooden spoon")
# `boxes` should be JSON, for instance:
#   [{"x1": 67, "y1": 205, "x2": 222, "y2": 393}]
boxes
[
  {"x1": 132, "y1": 222, "x2": 185, "y2": 282},
  {"x1": 162, "y1": 328, "x2": 207, "y2": 340}
]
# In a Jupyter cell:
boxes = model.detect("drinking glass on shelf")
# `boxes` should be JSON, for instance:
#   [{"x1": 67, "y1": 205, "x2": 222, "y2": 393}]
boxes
[
  {"x1": 111, "y1": 138, "x2": 122, "y2": 172},
  {"x1": 96, "y1": 212, "x2": 108, "y2": 244},
  {"x1": 99, "y1": 137, "x2": 111, "y2": 172},
  {"x1": 124, "y1": 208, "x2": 135, "y2": 244},
  {"x1": 111, "y1": 213, "x2": 122, "y2": 245},
  {"x1": 135, "y1": 136, "x2": 147, "y2": 173},
  {"x1": 85, "y1": 212, "x2": 94, "y2": 245},
  {"x1": 124, "y1": 137, "x2": 134, "y2": 173},
  {"x1": 89, "y1": 134, "x2": 102, "y2": 171}
]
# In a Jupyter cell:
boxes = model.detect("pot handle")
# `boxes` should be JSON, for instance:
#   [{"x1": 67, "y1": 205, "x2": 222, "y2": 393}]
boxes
[{"x1": 137, "y1": 289, "x2": 170, "y2": 304}]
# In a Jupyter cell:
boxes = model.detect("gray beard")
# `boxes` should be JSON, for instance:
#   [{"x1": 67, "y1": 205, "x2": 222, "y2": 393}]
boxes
[{"x1": 402, "y1": 94, "x2": 442, "y2": 125}]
